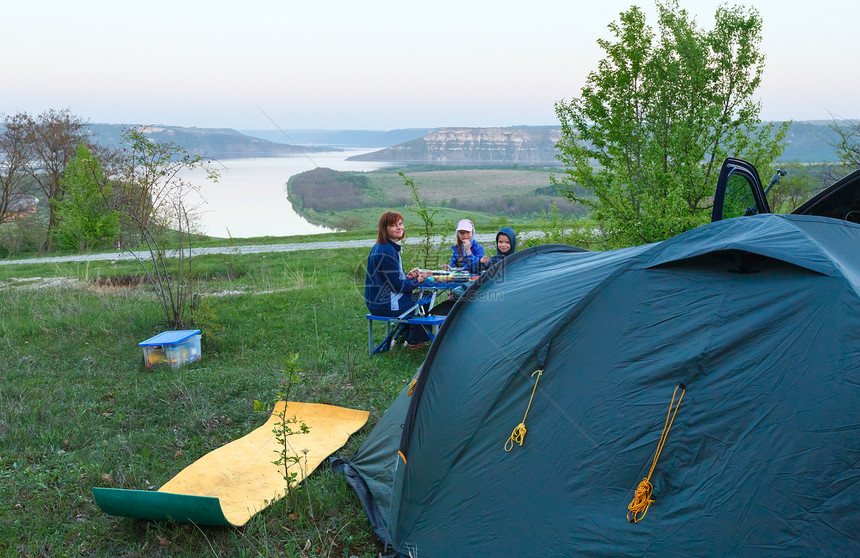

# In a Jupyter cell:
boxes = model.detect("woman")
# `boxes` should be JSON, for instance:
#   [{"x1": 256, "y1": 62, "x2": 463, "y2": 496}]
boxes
[{"x1": 365, "y1": 211, "x2": 432, "y2": 345}]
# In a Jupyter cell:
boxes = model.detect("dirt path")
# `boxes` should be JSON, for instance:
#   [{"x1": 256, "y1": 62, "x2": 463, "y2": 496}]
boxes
[{"x1": 0, "y1": 234, "x2": 512, "y2": 266}]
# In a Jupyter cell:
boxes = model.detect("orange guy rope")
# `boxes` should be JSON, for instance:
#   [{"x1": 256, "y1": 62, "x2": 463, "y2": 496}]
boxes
[
  {"x1": 505, "y1": 370, "x2": 543, "y2": 452},
  {"x1": 627, "y1": 384, "x2": 686, "y2": 523}
]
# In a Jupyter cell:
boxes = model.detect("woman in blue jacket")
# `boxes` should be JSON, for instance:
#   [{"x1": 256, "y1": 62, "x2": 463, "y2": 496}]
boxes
[{"x1": 365, "y1": 211, "x2": 431, "y2": 344}]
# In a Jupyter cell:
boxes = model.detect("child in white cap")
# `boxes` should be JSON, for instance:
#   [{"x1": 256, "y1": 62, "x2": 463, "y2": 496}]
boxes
[{"x1": 442, "y1": 218, "x2": 489, "y2": 274}]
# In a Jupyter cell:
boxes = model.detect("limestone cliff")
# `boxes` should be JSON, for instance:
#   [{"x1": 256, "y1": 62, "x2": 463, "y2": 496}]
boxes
[{"x1": 347, "y1": 126, "x2": 562, "y2": 164}]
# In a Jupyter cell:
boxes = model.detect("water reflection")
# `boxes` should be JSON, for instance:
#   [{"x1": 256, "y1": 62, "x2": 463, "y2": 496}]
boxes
[{"x1": 188, "y1": 149, "x2": 392, "y2": 238}]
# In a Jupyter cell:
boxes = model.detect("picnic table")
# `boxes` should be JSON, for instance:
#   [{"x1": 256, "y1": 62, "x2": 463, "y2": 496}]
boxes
[{"x1": 399, "y1": 278, "x2": 467, "y2": 316}]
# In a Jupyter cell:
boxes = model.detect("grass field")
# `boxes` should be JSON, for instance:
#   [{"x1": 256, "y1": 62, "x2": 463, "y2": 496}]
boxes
[
  {"x1": 0, "y1": 244, "x2": 448, "y2": 557},
  {"x1": 289, "y1": 165, "x2": 586, "y2": 231},
  {"x1": 367, "y1": 167, "x2": 561, "y2": 203},
  {"x1": 299, "y1": 204, "x2": 526, "y2": 237}
]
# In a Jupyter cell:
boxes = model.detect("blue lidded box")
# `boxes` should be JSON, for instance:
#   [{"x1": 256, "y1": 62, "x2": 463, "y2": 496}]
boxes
[{"x1": 138, "y1": 329, "x2": 202, "y2": 369}]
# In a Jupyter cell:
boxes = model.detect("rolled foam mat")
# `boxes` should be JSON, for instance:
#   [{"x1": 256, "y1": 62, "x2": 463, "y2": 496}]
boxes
[{"x1": 93, "y1": 401, "x2": 369, "y2": 526}]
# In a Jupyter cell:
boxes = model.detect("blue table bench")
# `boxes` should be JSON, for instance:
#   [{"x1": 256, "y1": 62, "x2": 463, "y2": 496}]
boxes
[
  {"x1": 366, "y1": 314, "x2": 408, "y2": 356},
  {"x1": 365, "y1": 282, "x2": 459, "y2": 356},
  {"x1": 365, "y1": 314, "x2": 447, "y2": 356},
  {"x1": 405, "y1": 315, "x2": 446, "y2": 341}
]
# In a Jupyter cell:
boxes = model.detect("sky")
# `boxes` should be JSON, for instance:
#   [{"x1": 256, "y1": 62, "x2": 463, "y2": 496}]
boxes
[{"x1": 3, "y1": 0, "x2": 859, "y2": 131}]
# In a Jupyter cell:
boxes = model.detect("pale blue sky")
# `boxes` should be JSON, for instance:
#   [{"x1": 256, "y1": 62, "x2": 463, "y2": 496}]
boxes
[{"x1": 3, "y1": 0, "x2": 858, "y2": 130}]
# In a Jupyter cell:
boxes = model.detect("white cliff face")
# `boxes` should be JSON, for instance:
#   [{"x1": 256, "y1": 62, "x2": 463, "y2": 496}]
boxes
[{"x1": 350, "y1": 126, "x2": 563, "y2": 164}]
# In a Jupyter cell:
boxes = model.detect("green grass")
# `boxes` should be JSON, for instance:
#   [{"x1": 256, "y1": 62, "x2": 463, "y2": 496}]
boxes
[
  {"x1": 301, "y1": 204, "x2": 521, "y2": 234},
  {"x1": 289, "y1": 166, "x2": 586, "y2": 231},
  {"x1": 368, "y1": 167, "x2": 560, "y2": 203},
  {"x1": 0, "y1": 245, "x2": 435, "y2": 557}
]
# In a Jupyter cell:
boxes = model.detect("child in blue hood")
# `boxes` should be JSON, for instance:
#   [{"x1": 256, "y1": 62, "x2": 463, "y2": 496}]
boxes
[{"x1": 483, "y1": 226, "x2": 516, "y2": 270}]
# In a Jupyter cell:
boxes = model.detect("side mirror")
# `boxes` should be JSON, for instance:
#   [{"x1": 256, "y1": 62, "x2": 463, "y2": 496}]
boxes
[{"x1": 764, "y1": 169, "x2": 786, "y2": 197}]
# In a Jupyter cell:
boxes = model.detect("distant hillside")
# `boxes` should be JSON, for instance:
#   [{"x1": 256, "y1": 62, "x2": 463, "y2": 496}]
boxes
[
  {"x1": 348, "y1": 126, "x2": 562, "y2": 165},
  {"x1": 347, "y1": 122, "x2": 846, "y2": 165},
  {"x1": 779, "y1": 121, "x2": 842, "y2": 163},
  {"x1": 69, "y1": 121, "x2": 850, "y2": 164},
  {"x1": 85, "y1": 124, "x2": 336, "y2": 159},
  {"x1": 238, "y1": 128, "x2": 435, "y2": 148}
]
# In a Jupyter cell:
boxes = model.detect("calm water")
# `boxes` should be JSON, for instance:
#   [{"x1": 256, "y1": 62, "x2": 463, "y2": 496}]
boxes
[{"x1": 188, "y1": 149, "x2": 392, "y2": 238}]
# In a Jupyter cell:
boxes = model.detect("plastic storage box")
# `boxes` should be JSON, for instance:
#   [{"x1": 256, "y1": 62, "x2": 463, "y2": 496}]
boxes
[{"x1": 139, "y1": 329, "x2": 202, "y2": 369}]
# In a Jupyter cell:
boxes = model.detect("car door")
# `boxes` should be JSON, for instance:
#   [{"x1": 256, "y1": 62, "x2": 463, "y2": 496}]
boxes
[
  {"x1": 711, "y1": 158, "x2": 771, "y2": 222},
  {"x1": 793, "y1": 167, "x2": 860, "y2": 222}
]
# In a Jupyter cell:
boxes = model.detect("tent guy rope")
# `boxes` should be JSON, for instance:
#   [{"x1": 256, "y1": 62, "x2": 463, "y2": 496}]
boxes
[
  {"x1": 627, "y1": 384, "x2": 686, "y2": 523},
  {"x1": 505, "y1": 369, "x2": 543, "y2": 452}
]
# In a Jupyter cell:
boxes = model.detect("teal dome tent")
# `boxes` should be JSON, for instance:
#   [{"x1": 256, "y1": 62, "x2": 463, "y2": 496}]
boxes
[{"x1": 334, "y1": 213, "x2": 860, "y2": 557}]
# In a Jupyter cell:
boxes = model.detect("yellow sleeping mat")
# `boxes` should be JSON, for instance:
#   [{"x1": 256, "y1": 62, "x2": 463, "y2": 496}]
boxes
[{"x1": 93, "y1": 401, "x2": 369, "y2": 526}]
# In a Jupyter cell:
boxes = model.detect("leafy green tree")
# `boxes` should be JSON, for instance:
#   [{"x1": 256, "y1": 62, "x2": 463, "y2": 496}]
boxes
[
  {"x1": 554, "y1": 0, "x2": 788, "y2": 248},
  {"x1": 53, "y1": 144, "x2": 119, "y2": 251}
]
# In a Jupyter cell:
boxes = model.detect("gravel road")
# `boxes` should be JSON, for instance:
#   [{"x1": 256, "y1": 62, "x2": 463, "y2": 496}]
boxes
[{"x1": 0, "y1": 233, "x2": 521, "y2": 266}]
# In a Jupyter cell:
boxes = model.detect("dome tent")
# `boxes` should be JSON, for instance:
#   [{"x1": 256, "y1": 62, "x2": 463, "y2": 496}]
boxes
[{"x1": 334, "y1": 213, "x2": 860, "y2": 557}]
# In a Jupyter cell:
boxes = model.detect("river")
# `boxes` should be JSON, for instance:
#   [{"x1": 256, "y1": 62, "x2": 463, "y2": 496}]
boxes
[{"x1": 187, "y1": 148, "x2": 393, "y2": 238}]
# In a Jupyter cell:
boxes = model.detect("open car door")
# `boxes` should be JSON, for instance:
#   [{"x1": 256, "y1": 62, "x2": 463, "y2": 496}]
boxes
[
  {"x1": 793, "y1": 167, "x2": 860, "y2": 222},
  {"x1": 711, "y1": 158, "x2": 771, "y2": 222}
]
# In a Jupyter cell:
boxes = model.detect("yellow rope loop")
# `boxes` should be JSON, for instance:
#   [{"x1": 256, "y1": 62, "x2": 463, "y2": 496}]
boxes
[
  {"x1": 407, "y1": 376, "x2": 418, "y2": 396},
  {"x1": 505, "y1": 422, "x2": 527, "y2": 452},
  {"x1": 626, "y1": 384, "x2": 686, "y2": 523},
  {"x1": 504, "y1": 370, "x2": 543, "y2": 452},
  {"x1": 627, "y1": 477, "x2": 655, "y2": 523}
]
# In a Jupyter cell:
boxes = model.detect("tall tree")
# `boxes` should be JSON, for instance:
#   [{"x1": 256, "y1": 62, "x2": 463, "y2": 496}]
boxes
[
  {"x1": 22, "y1": 109, "x2": 88, "y2": 247},
  {"x1": 555, "y1": 0, "x2": 788, "y2": 248},
  {"x1": 53, "y1": 144, "x2": 119, "y2": 252},
  {"x1": 0, "y1": 114, "x2": 33, "y2": 226}
]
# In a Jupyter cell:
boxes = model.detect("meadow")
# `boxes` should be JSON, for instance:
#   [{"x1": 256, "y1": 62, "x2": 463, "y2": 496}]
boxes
[
  {"x1": 1, "y1": 244, "x2": 440, "y2": 557},
  {"x1": 290, "y1": 166, "x2": 588, "y2": 231}
]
